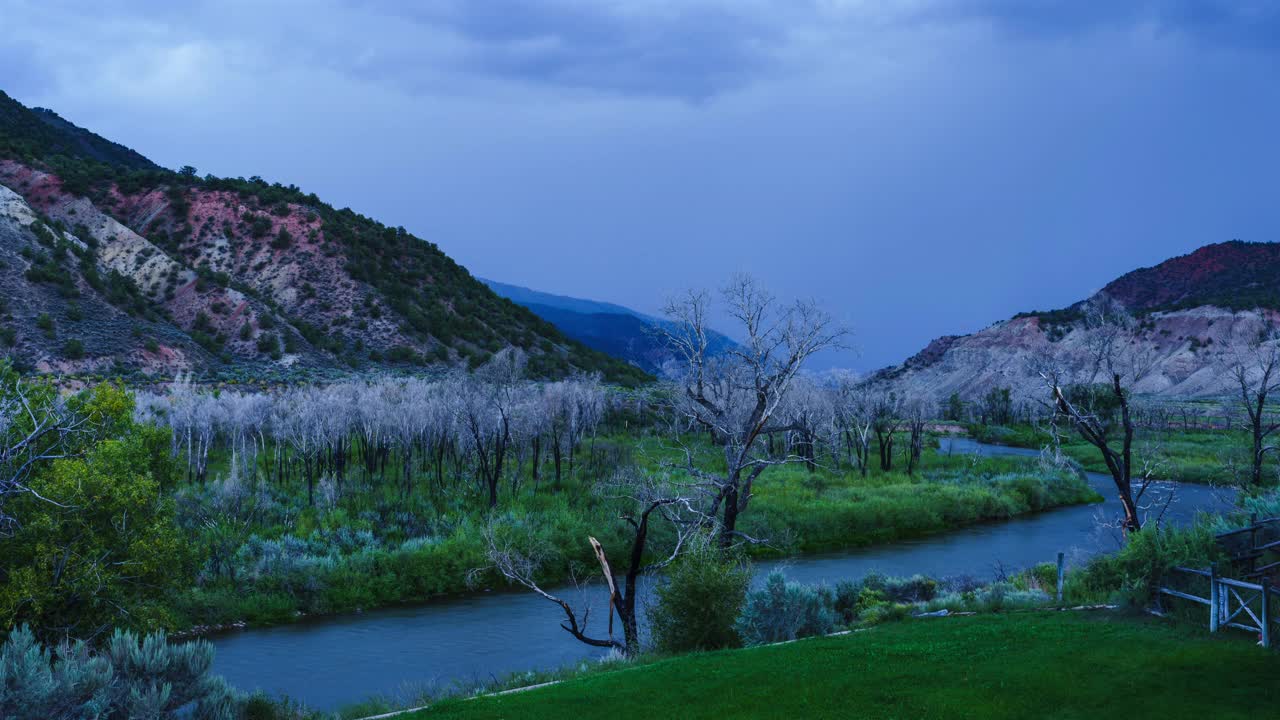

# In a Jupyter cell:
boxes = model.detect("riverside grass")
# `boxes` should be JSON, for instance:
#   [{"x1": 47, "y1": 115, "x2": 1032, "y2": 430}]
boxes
[
  {"x1": 176, "y1": 434, "x2": 1098, "y2": 629},
  {"x1": 412, "y1": 612, "x2": 1280, "y2": 720},
  {"x1": 970, "y1": 424, "x2": 1266, "y2": 486}
]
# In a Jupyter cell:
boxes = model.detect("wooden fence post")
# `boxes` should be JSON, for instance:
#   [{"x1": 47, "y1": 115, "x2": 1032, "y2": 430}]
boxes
[
  {"x1": 1056, "y1": 552, "x2": 1065, "y2": 604},
  {"x1": 1209, "y1": 562, "x2": 1220, "y2": 633},
  {"x1": 1263, "y1": 579, "x2": 1272, "y2": 649}
]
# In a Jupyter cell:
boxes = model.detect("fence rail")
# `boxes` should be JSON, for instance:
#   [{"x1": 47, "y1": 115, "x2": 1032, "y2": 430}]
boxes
[
  {"x1": 1215, "y1": 516, "x2": 1280, "y2": 580},
  {"x1": 1158, "y1": 564, "x2": 1274, "y2": 647}
]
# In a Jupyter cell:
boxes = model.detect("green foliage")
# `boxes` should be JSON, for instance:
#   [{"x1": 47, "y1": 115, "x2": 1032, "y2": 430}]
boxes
[
  {"x1": 271, "y1": 228, "x2": 292, "y2": 250},
  {"x1": 647, "y1": 544, "x2": 751, "y2": 653},
  {"x1": 1067, "y1": 523, "x2": 1222, "y2": 606},
  {"x1": 0, "y1": 625, "x2": 240, "y2": 719},
  {"x1": 61, "y1": 338, "x2": 85, "y2": 359},
  {"x1": 0, "y1": 380, "x2": 188, "y2": 641},
  {"x1": 734, "y1": 571, "x2": 837, "y2": 646}
]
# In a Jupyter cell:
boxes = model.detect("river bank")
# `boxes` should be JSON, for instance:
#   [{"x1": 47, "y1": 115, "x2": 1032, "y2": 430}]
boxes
[{"x1": 208, "y1": 438, "x2": 1233, "y2": 710}]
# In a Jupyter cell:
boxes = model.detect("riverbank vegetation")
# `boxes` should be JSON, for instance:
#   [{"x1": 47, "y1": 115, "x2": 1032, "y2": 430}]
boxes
[
  {"x1": 969, "y1": 422, "x2": 1265, "y2": 486},
  {"x1": 0, "y1": 359, "x2": 1097, "y2": 639},
  {"x1": 164, "y1": 393, "x2": 1096, "y2": 630}
]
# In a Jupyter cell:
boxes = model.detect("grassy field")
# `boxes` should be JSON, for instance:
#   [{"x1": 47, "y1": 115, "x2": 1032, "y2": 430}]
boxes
[
  {"x1": 971, "y1": 424, "x2": 1265, "y2": 486},
  {"x1": 413, "y1": 612, "x2": 1279, "y2": 720}
]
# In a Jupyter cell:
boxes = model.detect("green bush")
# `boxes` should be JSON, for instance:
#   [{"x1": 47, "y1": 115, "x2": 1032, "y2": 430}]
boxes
[
  {"x1": 647, "y1": 544, "x2": 751, "y2": 653},
  {"x1": 1067, "y1": 524, "x2": 1221, "y2": 606},
  {"x1": 735, "y1": 571, "x2": 837, "y2": 646},
  {"x1": 62, "y1": 338, "x2": 85, "y2": 359}
]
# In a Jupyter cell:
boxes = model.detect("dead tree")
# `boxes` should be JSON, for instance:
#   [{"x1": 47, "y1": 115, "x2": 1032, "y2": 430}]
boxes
[
  {"x1": 1226, "y1": 321, "x2": 1280, "y2": 487},
  {"x1": 831, "y1": 373, "x2": 874, "y2": 477},
  {"x1": 484, "y1": 472, "x2": 701, "y2": 655},
  {"x1": 1038, "y1": 296, "x2": 1156, "y2": 533},
  {"x1": 660, "y1": 275, "x2": 847, "y2": 548},
  {"x1": 903, "y1": 398, "x2": 928, "y2": 476},
  {"x1": 870, "y1": 390, "x2": 903, "y2": 473}
]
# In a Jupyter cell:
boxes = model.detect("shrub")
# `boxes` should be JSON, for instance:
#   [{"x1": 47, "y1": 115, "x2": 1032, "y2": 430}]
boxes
[
  {"x1": 0, "y1": 625, "x2": 241, "y2": 719},
  {"x1": 735, "y1": 571, "x2": 837, "y2": 646},
  {"x1": 1067, "y1": 524, "x2": 1221, "y2": 606},
  {"x1": 271, "y1": 228, "x2": 292, "y2": 250},
  {"x1": 62, "y1": 338, "x2": 85, "y2": 359},
  {"x1": 647, "y1": 545, "x2": 751, "y2": 653},
  {"x1": 860, "y1": 573, "x2": 938, "y2": 603}
]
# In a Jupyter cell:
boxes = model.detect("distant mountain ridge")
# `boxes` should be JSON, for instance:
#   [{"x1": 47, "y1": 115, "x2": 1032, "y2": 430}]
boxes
[
  {"x1": 481, "y1": 279, "x2": 657, "y2": 321},
  {"x1": 482, "y1": 279, "x2": 737, "y2": 374},
  {"x1": 883, "y1": 240, "x2": 1280, "y2": 399},
  {"x1": 0, "y1": 90, "x2": 647, "y2": 384}
]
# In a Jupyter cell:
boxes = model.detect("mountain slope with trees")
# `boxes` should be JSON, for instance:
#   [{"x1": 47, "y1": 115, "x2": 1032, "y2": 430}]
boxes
[{"x1": 0, "y1": 90, "x2": 646, "y2": 384}]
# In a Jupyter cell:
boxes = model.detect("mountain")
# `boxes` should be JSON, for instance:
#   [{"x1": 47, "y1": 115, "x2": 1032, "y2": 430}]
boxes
[
  {"x1": 882, "y1": 241, "x2": 1280, "y2": 399},
  {"x1": 482, "y1": 279, "x2": 654, "y2": 320},
  {"x1": 482, "y1": 279, "x2": 737, "y2": 374},
  {"x1": 1099, "y1": 241, "x2": 1280, "y2": 313},
  {"x1": 0, "y1": 90, "x2": 647, "y2": 385}
]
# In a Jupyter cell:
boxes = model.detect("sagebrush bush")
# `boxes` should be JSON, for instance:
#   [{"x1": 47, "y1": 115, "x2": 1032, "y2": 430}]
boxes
[
  {"x1": 735, "y1": 571, "x2": 837, "y2": 646},
  {"x1": 0, "y1": 625, "x2": 241, "y2": 719},
  {"x1": 647, "y1": 545, "x2": 751, "y2": 653}
]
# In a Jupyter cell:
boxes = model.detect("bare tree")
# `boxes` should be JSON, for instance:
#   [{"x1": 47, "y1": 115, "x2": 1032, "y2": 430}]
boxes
[
  {"x1": 1226, "y1": 321, "x2": 1280, "y2": 487},
  {"x1": 902, "y1": 397, "x2": 930, "y2": 476},
  {"x1": 1038, "y1": 296, "x2": 1156, "y2": 533},
  {"x1": 830, "y1": 373, "x2": 874, "y2": 477},
  {"x1": 870, "y1": 389, "x2": 903, "y2": 473},
  {"x1": 484, "y1": 471, "x2": 703, "y2": 655},
  {"x1": 779, "y1": 377, "x2": 832, "y2": 472},
  {"x1": 661, "y1": 275, "x2": 847, "y2": 548}
]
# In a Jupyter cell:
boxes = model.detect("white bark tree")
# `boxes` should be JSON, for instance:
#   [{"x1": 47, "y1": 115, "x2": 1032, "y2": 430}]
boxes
[{"x1": 660, "y1": 275, "x2": 847, "y2": 548}]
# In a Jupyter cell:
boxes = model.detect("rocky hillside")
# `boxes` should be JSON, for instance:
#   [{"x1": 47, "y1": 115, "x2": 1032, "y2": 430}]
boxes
[
  {"x1": 0, "y1": 90, "x2": 647, "y2": 384},
  {"x1": 881, "y1": 241, "x2": 1280, "y2": 400}
]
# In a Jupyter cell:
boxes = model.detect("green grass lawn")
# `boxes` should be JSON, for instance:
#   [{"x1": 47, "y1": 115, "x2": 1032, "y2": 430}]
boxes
[{"x1": 413, "y1": 613, "x2": 1279, "y2": 719}]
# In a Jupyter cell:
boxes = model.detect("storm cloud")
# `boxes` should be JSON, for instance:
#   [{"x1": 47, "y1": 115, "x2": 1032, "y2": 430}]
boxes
[{"x1": 2, "y1": 0, "x2": 1279, "y2": 369}]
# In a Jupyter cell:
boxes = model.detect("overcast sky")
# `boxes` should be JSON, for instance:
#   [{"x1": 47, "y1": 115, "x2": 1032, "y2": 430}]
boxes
[{"x1": 4, "y1": 1, "x2": 1280, "y2": 370}]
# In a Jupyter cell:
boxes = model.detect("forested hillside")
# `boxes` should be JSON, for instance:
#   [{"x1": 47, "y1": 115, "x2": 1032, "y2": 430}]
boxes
[{"x1": 0, "y1": 90, "x2": 647, "y2": 384}]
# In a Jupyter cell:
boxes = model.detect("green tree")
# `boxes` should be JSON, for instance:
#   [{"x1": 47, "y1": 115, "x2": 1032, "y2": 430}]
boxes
[
  {"x1": 647, "y1": 544, "x2": 751, "y2": 653},
  {"x1": 0, "y1": 381, "x2": 188, "y2": 642}
]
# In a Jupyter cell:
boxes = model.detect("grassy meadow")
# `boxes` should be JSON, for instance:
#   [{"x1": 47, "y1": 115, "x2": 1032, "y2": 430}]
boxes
[{"x1": 970, "y1": 423, "x2": 1269, "y2": 486}]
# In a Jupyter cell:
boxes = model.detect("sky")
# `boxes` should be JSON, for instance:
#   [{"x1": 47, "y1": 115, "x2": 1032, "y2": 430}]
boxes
[{"x1": 3, "y1": 0, "x2": 1280, "y2": 370}]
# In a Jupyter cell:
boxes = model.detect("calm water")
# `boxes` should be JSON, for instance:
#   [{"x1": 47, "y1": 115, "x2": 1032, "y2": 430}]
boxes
[{"x1": 209, "y1": 438, "x2": 1235, "y2": 710}]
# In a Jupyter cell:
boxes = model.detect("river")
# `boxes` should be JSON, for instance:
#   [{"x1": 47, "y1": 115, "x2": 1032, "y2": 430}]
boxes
[{"x1": 209, "y1": 438, "x2": 1235, "y2": 710}]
